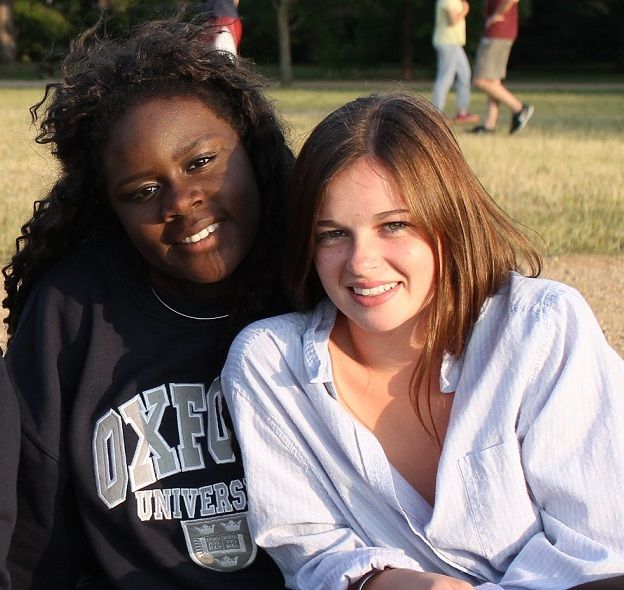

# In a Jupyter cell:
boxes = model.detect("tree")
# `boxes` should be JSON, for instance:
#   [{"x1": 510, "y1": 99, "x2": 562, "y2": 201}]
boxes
[
  {"x1": 579, "y1": 0, "x2": 624, "y2": 71},
  {"x1": 270, "y1": 0, "x2": 295, "y2": 86},
  {"x1": 0, "y1": 0, "x2": 16, "y2": 63},
  {"x1": 401, "y1": 0, "x2": 415, "y2": 78}
]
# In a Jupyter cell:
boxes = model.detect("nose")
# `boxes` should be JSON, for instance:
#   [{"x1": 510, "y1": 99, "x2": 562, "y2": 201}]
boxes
[
  {"x1": 346, "y1": 235, "x2": 379, "y2": 276},
  {"x1": 160, "y1": 182, "x2": 204, "y2": 222}
]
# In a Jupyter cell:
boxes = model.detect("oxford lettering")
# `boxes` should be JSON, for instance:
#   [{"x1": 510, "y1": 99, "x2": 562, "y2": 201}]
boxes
[{"x1": 93, "y1": 378, "x2": 240, "y2": 513}]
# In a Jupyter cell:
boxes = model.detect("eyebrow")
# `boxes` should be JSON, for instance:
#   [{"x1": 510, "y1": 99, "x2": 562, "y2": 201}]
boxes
[
  {"x1": 171, "y1": 133, "x2": 222, "y2": 162},
  {"x1": 109, "y1": 170, "x2": 149, "y2": 194},
  {"x1": 316, "y1": 208, "x2": 411, "y2": 226},
  {"x1": 109, "y1": 133, "x2": 223, "y2": 193}
]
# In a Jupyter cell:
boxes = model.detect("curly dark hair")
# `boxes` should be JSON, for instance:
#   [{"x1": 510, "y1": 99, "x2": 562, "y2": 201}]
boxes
[{"x1": 2, "y1": 15, "x2": 294, "y2": 344}]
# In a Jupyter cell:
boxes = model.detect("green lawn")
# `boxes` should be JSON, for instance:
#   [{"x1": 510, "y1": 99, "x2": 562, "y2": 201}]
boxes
[{"x1": 1, "y1": 81, "x2": 623, "y2": 263}]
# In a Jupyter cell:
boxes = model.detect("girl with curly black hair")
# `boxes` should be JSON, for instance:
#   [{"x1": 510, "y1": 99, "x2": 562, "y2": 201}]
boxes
[{"x1": 3, "y1": 15, "x2": 293, "y2": 590}]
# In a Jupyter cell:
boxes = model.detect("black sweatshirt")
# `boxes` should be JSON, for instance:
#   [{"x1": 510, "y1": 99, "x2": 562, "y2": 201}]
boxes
[
  {"x1": 6, "y1": 237, "x2": 285, "y2": 589},
  {"x1": 0, "y1": 355, "x2": 19, "y2": 590}
]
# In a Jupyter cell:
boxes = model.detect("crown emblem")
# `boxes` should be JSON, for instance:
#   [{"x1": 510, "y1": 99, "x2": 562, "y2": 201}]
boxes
[
  {"x1": 181, "y1": 513, "x2": 256, "y2": 571},
  {"x1": 222, "y1": 520, "x2": 242, "y2": 532}
]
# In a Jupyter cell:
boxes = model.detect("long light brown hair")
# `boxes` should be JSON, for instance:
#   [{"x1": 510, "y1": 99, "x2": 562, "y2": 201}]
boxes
[{"x1": 286, "y1": 92, "x2": 542, "y2": 438}]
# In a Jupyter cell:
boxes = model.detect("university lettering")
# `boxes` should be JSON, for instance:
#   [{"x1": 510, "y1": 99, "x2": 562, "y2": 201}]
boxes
[{"x1": 93, "y1": 378, "x2": 235, "y2": 510}]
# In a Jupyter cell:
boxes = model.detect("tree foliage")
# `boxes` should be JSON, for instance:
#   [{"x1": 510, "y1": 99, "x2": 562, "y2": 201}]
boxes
[
  {"x1": 0, "y1": 0, "x2": 17, "y2": 63},
  {"x1": 13, "y1": 0, "x2": 72, "y2": 61},
  {"x1": 4, "y1": 0, "x2": 623, "y2": 73}
]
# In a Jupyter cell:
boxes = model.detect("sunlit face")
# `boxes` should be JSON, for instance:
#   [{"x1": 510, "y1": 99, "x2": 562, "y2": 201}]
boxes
[
  {"x1": 103, "y1": 97, "x2": 260, "y2": 296},
  {"x1": 314, "y1": 157, "x2": 437, "y2": 339}
]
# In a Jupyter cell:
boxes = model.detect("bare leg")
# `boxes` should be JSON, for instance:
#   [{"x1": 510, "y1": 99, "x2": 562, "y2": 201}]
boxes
[
  {"x1": 484, "y1": 96, "x2": 500, "y2": 130},
  {"x1": 474, "y1": 78, "x2": 522, "y2": 114}
]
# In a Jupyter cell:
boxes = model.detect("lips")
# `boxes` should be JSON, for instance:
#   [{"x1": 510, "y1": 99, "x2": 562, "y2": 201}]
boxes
[{"x1": 177, "y1": 221, "x2": 220, "y2": 245}]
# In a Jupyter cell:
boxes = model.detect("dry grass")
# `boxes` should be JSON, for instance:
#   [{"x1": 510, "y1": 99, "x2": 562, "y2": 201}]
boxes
[
  {"x1": 0, "y1": 81, "x2": 622, "y2": 354},
  {"x1": 2, "y1": 83, "x2": 622, "y2": 260},
  {"x1": 0, "y1": 87, "x2": 58, "y2": 261},
  {"x1": 269, "y1": 83, "x2": 624, "y2": 257}
]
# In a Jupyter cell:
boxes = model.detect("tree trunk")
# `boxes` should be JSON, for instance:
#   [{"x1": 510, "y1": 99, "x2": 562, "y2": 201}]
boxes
[
  {"x1": 402, "y1": 0, "x2": 415, "y2": 79},
  {"x1": 273, "y1": 0, "x2": 293, "y2": 86},
  {"x1": 0, "y1": 0, "x2": 16, "y2": 64},
  {"x1": 615, "y1": 1, "x2": 624, "y2": 72}
]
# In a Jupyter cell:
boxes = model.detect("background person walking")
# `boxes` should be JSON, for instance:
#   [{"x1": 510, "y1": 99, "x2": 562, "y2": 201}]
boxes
[
  {"x1": 201, "y1": 0, "x2": 242, "y2": 55},
  {"x1": 472, "y1": 0, "x2": 534, "y2": 134},
  {"x1": 432, "y1": 0, "x2": 479, "y2": 125}
]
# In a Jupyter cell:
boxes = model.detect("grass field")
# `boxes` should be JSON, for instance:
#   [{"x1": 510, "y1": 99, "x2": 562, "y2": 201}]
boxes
[{"x1": 1, "y1": 80, "x2": 623, "y2": 265}]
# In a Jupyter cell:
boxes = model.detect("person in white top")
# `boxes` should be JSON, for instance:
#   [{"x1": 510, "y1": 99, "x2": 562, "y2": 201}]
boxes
[
  {"x1": 432, "y1": 0, "x2": 479, "y2": 125},
  {"x1": 222, "y1": 93, "x2": 624, "y2": 590}
]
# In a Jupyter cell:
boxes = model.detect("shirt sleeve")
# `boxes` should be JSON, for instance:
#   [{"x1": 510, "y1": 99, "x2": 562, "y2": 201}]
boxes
[
  {"x1": 5, "y1": 284, "x2": 92, "y2": 589},
  {"x1": 0, "y1": 357, "x2": 19, "y2": 590},
  {"x1": 222, "y1": 348, "x2": 427, "y2": 590},
  {"x1": 477, "y1": 285, "x2": 624, "y2": 589},
  {"x1": 212, "y1": 27, "x2": 237, "y2": 54}
]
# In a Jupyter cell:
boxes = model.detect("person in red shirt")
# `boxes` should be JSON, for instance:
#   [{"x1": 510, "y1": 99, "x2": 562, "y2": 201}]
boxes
[
  {"x1": 471, "y1": 0, "x2": 534, "y2": 134},
  {"x1": 202, "y1": 0, "x2": 242, "y2": 55}
]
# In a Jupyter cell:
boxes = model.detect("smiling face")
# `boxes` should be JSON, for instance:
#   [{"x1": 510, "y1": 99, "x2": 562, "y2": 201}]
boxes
[
  {"x1": 314, "y1": 156, "x2": 437, "y2": 340},
  {"x1": 103, "y1": 96, "x2": 260, "y2": 296}
]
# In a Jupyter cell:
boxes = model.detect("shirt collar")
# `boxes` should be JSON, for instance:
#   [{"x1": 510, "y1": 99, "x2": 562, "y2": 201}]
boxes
[
  {"x1": 303, "y1": 299, "x2": 337, "y2": 384},
  {"x1": 301, "y1": 297, "x2": 467, "y2": 394}
]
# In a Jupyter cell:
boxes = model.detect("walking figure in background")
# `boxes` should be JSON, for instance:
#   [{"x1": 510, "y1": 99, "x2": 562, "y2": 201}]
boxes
[
  {"x1": 472, "y1": 0, "x2": 534, "y2": 134},
  {"x1": 432, "y1": 0, "x2": 479, "y2": 125},
  {"x1": 201, "y1": 0, "x2": 242, "y2": 55}
]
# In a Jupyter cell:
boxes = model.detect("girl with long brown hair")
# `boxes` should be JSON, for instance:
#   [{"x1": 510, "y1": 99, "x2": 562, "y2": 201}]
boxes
[{"x1": 222, "y1": 93, "x2": 624, "y2": 590}]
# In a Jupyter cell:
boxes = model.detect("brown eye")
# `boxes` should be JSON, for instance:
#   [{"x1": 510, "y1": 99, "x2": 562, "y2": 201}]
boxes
[
  {"x1": 316, "y1": 229, "x2": 347, "y2": 242},
  {"x1": 188, "y1": 154, "x2": 216, "y2": 171},
  {"x1": 131, "y1": 185, "x2": 159, "y2": 202}
]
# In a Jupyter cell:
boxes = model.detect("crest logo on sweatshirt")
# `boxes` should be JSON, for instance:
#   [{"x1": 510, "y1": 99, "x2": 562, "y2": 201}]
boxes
[
  {"x1": 181, "y1": 512, "x2": 257, "y2": 571},
  {"x1": 92, "y1": 378, "x2": 256, "y2": 570}
]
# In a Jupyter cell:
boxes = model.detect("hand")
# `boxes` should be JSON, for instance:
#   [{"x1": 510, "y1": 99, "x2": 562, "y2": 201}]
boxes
[
  {"x1": 485, "y1": 14, "x2": 504, "y2": 28},
  {"x1": 366, "y1": 568, "x2": 473, "y2": 590}
]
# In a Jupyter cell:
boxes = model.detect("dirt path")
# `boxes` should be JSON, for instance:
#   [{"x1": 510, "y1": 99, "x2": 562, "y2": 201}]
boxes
[
  {"x1": 542, "y1": 255, "x2": 623, "y2": 356},
  {"x1": 1, "y1": 255, "x2": 622, "y2": 356}
]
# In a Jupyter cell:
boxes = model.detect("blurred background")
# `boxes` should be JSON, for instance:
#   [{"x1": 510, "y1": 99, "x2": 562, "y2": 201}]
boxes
[
  {"x1": 0, "y1": 0, "x2": 622, "y2": 354},
  {"x1": 0, "y1": 0, "x2": 622, "y2": 85}
]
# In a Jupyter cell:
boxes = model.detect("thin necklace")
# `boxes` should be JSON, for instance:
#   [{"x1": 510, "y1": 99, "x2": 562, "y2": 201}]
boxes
[{"x1": 150, "y1": 287, "x2": 230, "y2": 321}]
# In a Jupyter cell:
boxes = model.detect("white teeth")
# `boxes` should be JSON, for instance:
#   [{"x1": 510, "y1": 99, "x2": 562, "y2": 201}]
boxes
[
  {"x1": 182, "y1": 223, "x2": 218, "y2": 244},
  {"x1": 352, "y1": 282, "x2": 397, "y2": 296}
]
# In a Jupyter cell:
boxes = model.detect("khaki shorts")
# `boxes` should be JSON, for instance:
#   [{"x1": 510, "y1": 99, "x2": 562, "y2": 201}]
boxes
[{"x1": 473, "y1": 37, "x2": 514, "y2": 80}]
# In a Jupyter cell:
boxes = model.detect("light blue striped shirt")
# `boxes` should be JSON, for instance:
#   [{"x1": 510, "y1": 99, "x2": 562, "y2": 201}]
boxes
[{"x1": 222, "y1": 274, "x2": 624, "y2": 589}]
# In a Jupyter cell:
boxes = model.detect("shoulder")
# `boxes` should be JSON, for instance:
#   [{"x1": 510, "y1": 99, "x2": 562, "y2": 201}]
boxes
[
  {"x1": 223, "y1": 300, "x2": 335, "y2": 391},
  {"x1": 488, "y1": 273, "x2": 590, "y2": 324},
  {"x1": 221, "y1": 311, "x2": 310, "y2": 412},
  {"x1": 227, "y1": 310, "x2": 313, "y2": 364},
  {"x1": 35, "y1": 237, "x2": 132, "y2": 290},
  {"x1": 13, "y1": 237, "x2": 140, "y2": 338},
  {"x1": 480, "y1": 273, "x2": 611, "y2": 362}
]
